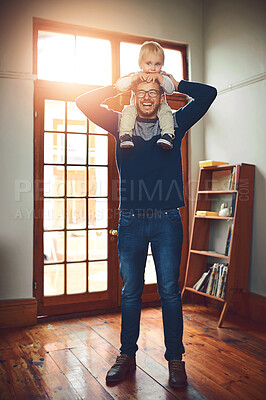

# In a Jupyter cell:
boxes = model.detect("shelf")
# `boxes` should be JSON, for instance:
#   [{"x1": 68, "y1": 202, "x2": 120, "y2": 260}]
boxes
[
  {"x1": 183, "y1": 163, "x2": 255, "y2": 327},
  {"x1": 184, "y1": 287, "x2": 225, "y2": 302},
  {"x1": 190, "y1": 250, "x2": 230, "y2": 259},
  {"x1": 195, "y1": 215, "x2": 234, "y2": 220}
]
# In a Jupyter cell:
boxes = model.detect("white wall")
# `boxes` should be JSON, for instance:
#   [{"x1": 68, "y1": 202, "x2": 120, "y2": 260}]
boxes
[
  {"x1": 0, "y1": 0, "x2": 204, "y2": 299},
  {"x1": 203, "y1": 0, "x2": 266, "y2": 296}
]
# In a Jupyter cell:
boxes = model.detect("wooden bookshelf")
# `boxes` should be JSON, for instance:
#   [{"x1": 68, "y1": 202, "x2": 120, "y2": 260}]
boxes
[{"x1": 181, "y1": 163, "x2": 255, "y2": 327}]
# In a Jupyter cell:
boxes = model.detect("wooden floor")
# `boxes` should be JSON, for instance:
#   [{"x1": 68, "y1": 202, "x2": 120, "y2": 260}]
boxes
[{"x1": 0, "y1": 303, "x2": 265, "y2": 400}]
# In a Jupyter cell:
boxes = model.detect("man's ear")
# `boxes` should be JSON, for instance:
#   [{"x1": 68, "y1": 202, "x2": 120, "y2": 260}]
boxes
[{"x1": 160, "y1": 93, "x2": 164, "y2": 105}]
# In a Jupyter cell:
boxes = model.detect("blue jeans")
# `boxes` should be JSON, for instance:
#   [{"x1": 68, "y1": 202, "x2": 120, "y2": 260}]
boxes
[{"x1": 117, "y1": 208, "x2": 185, "y2": 361}]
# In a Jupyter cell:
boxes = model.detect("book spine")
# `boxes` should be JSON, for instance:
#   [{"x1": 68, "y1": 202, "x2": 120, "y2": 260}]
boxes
[
  {"x1": 215, "y1": 264, "x2": 222, "y2": 297},
  {"x1": 231, "y1": 192, "x2": 237, "y2": 217},
  {"x1": 206, "y1": 264, "x2": 218, "y2": 295},
  {"x1": 211, "y1": 265, "x2": 219, "y2": 296},
  {"x1": 235, "y1": 164, "x2": 240, "y2": 190},
  {"x1": 220, "y1": 266, "x2": 228, "y2": 299},
  {"x1": 229, "y1": 167, "x2": 236, "y2": 190},
  {"x1": 193, "y1": 272, "x2": 207, "y2": 290},
  {"x1": 225, "y1": 225, "x2": 232, "y2": 256}
]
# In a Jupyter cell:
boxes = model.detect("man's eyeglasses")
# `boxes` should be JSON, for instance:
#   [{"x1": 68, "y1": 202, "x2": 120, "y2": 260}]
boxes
[{"x1": 135, "y1": 89, "x2": 160, "y2": 98}]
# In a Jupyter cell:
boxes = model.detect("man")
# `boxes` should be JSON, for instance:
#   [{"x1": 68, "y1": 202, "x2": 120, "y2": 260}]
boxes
[{"x1": 76, "y1": 75, "x2": 217, "y2": 388}]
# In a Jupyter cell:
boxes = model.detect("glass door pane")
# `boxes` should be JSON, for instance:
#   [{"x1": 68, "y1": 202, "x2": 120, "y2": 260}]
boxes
[{"x1": 43, "y1": 99, "x2": 110, "y2": 301}]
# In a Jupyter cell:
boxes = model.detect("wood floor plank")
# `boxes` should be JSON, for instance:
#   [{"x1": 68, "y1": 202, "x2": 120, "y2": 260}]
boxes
[
  {"x1": 58, "y1": 319, "x2": 103, "y2": 344},
  {"x1": 28, "y1": 323, "x2": 84, "y2": 352},
  {"x1": 1, "y1": 342, "x2": 82, "y2": 400},
  {"x1": 49, "y1": 348, "x2": 112, "y2": 400},
  {"x1": 2, "y1": 357, "x2": 49, "y2": 400},
  {"x1": 0, "y1": 359, "x2": 16, "y2": 400},
  {"x1": 185, "y1": 362, "x2": 239, "y2": 400}
]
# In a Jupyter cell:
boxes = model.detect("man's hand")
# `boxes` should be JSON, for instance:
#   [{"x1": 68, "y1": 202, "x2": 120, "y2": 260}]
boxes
[{"x1": 161, "y1": 72, "x2": 180, "y2": 92}]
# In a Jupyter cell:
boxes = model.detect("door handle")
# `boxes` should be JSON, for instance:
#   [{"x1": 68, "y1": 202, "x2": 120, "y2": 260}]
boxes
[{"x1": 109, "y1": 229, "x2": 118, "y2": 236}]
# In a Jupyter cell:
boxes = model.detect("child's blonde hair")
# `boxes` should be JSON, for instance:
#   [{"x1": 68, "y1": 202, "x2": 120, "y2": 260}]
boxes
[{"x1": 138, "y1": 41, "x2": 165, "y2": 67}]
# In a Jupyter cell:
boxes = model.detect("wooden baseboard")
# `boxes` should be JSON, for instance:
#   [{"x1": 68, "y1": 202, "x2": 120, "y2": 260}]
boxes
[{"x1": 0, "y1": 298, "x2": 37, "y2": 329}]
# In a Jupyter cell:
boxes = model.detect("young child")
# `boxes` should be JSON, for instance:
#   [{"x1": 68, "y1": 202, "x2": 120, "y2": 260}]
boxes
[{"x1": 116, "y1": 41, "x2": 175, "y2": 150}]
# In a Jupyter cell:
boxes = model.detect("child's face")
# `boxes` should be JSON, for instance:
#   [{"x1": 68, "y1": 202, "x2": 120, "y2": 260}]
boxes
[{"x1": 140, "y1": 52, "x2": 164, "y2": 73}]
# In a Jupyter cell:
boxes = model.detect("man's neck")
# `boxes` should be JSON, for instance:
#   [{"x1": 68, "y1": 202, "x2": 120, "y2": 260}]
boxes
[{"x1": 136, "y1": 115, "x2": 158, "y2": 122}]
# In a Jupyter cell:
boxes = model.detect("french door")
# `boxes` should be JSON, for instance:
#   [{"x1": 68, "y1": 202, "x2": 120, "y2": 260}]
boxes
[{"x1": 34, "y1": 81, "x2": 121, "y2": 316}]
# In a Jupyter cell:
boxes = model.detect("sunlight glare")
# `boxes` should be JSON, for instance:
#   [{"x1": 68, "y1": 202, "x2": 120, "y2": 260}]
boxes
[
  {"x1": 76, "y1": 37, "x2": 112, "y2": 86},
  {"x1": 38, "y1": 32, "x2": 112, "y2": 85},
  {"x1": 38, "y1": 31, "x2": 75, "y2": 82}
]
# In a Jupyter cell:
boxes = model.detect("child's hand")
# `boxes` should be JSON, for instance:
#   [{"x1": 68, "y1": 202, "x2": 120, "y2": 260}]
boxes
[
  {"x1": 161, "y1": 72, "x2": 180, "y2": 91},
  {"x1": 131, "y1": 72, "x2": 149, "y2": 83},
  {"x1": 145, "y1": 73, "x2": 164, "y2": 85}
]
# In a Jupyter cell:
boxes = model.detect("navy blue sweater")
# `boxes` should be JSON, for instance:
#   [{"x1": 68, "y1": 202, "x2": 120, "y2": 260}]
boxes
[{"x1": 76, "y1": 80, "x2": 217, "y2": 211}]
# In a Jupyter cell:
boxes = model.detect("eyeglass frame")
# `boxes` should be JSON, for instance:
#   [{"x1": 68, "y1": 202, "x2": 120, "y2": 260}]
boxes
[{"x1": 135, "y1": 89, "x2": 161, "y2": 98}]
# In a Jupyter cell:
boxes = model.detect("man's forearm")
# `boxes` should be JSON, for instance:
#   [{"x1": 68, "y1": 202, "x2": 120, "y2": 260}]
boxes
[
  {"x1": 76, "y1": 86, "x2": 119, "y2": 136},
  {"x1": 174, "y1": 80, "x2": 217, "y2": 132}
]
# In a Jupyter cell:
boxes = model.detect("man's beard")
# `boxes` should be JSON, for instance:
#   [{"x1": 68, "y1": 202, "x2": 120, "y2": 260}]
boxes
[{"x1": 136, "y1": 98, "x2": 160, "y2": 118}]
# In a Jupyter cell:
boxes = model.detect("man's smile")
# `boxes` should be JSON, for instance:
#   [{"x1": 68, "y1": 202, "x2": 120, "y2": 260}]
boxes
[{"x1": 141, "y1": 100, "x2": 153, "y2": 111}]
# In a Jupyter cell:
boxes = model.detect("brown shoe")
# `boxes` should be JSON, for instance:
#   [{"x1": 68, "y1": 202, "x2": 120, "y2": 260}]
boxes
[
  {"x1": 169, "y1": 360, "x2": 187, "y2": 388},
  {"x1": 106, "y1": 354, "x2": 136, "y2": 383}
]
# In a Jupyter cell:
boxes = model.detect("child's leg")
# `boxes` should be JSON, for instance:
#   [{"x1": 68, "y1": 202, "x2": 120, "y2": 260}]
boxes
[
  {"x1": 119, "y1": 104, "x2": 138, "y2": 138},
  {"x1": 157, "y1": 103, "x2": 175, "y2": 138}
]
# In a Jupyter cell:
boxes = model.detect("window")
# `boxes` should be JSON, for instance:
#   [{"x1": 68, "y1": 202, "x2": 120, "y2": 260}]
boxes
[{"x1": 38, "y1": 31, "x2": 112, "y2": 85}]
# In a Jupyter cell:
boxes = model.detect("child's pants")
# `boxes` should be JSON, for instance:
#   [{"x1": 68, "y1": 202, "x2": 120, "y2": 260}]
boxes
[{"x1": 119, "y1": 103, "x2": 175, "y2": 138}]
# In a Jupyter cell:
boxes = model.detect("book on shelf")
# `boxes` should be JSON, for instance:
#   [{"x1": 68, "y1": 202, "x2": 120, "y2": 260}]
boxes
[
  {"x1": 206, "y1": 264, "x2": 218, "y2": 295},
  {"x1": 217, "y1": 266, "x2": 228, "y2": 299},
  {"x1": 231, "y1": 192, "x2": 237, "y2": 217},
  {"x1": 193, "y1": 271, "x2": 210, "y2": 291},
  {"x1": 196, "y1": 211, "x2": 220, "y2": 217},
  {"x1": 229, "y1": 165, "x2": 241, "y2": 190},
  {"x1": 199, "y1": 160, "x2": 228, "y2": 168},
  {"x1": 235, "y1": 164, "x2": 241, "y2": 189},
  {"x1": 225, "y1": 225, "x2": 232, "y2": 256},
  {"x1": 193, "y1": 263, "x2": 228, "y2": 299}
]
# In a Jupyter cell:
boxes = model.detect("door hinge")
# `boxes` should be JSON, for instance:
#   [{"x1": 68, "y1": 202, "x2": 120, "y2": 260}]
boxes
[
  {"x1": 34, "y1": 111, "x2": 38, "y2": 118},
  {"x1": 33, "y1": 281, "x2": 37, "y2": 290}
]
